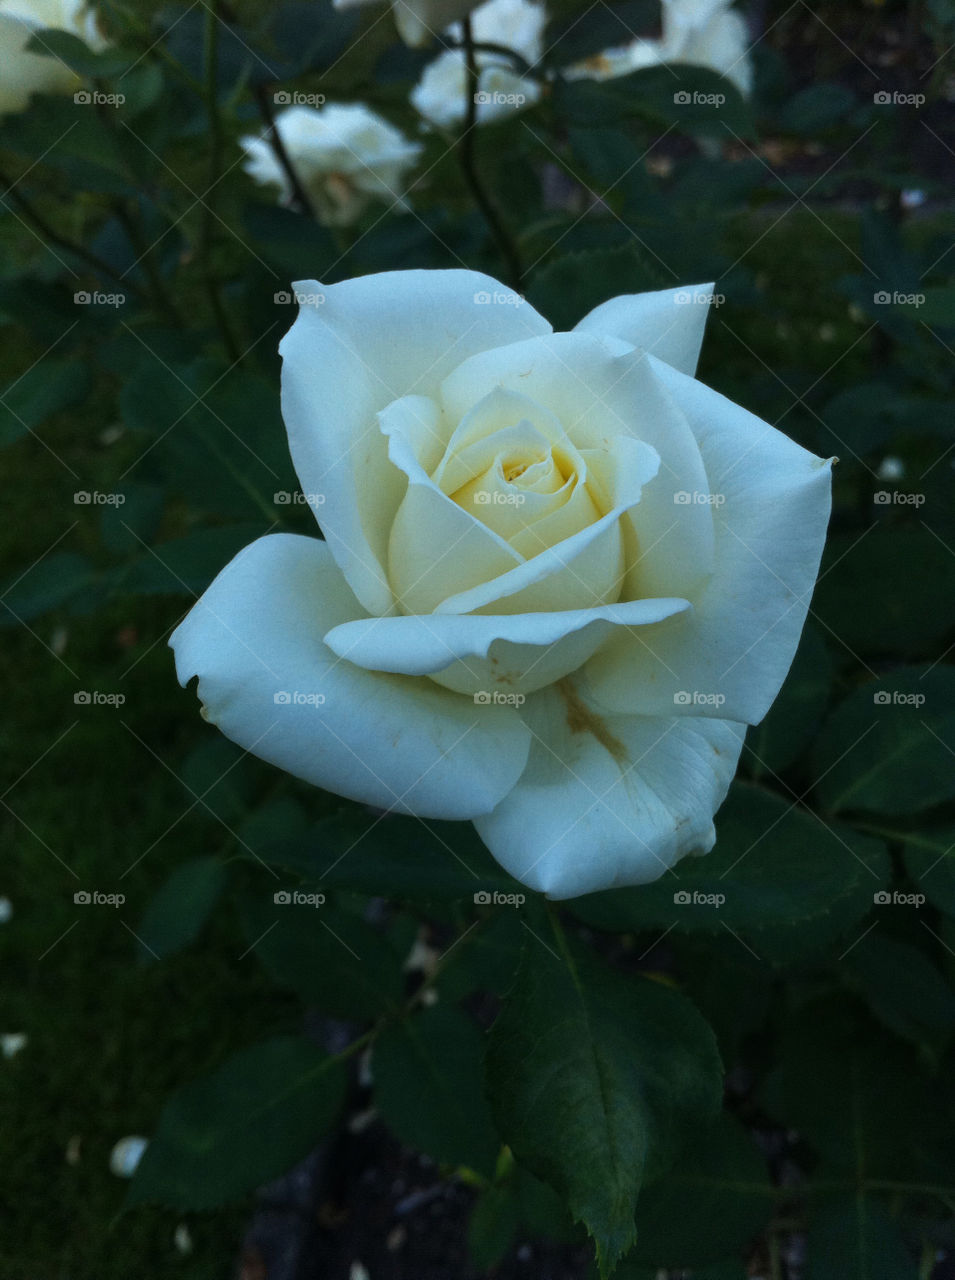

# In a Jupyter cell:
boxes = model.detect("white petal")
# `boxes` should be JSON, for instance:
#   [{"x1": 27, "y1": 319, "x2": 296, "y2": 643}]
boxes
[
  {"x1": 575, "y1": 283, "x2": 716, "y2": 376},
  {"x1": 169, "y1": 534, "x2": 532, "y2": 819},
  {"x1": 279, "y1": 271, "x2": 551, "y2": 616},
  {"x1": 582, "y1": 356, "x2": 834, "y2": 725},
  {"x1": 474, "y1": 682, "x2": 745, "y2": 898},
  {"x1": 324, "y1": 596, "x2": 691, "y2": 694}
]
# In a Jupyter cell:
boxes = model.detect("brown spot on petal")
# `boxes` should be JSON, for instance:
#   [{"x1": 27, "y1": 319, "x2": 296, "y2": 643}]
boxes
[{"x1": 557, "y1": 678, "x2": 628, "y2": 765}]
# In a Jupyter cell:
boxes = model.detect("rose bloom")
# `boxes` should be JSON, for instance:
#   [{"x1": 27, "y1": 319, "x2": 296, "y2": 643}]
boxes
[
  {"x1": 334, "y1": 0, "x2": 478, "y2": 47},
  {"x1": 0, "y1": 0, "x2": 106, "y2": 115},
  {"x1": 240, "y1": 103, "x2": 422, "y2": 227},
  {"x1": 566, "y1": 0, "x2": 752, "y2": 97},
  {"x1": 411, "y1": 0, "x2": 545, "y2": 129},
  {"x1": 171, "y1": 270, "x2": 832, "y2": 899}
]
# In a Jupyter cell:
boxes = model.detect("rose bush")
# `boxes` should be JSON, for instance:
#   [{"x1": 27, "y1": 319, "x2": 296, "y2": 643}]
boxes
[
  {"x1": 0, "y1": 0, "x2": 105, "y2": 115},
  {"x1": 240, "y1": 103, "x2": 422, "y2": 226},
  {"x1": 333, "y1": 0, "x2": 478, "y2": 47},
  {"x1": 171, "y1": 270, "x2": 832, "y2": 899}
]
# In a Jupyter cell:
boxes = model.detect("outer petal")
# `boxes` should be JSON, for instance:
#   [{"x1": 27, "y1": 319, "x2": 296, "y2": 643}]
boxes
[
  {"x1": 393, "y1": 0, "x2": 481, "y2": 45},
  {"x1": 279, "y1": 270, "x2": 551, "y2": 616},
  {"x1": 582, "y1": 356, "x2": 834, "y2": 724},
  {"x1": 473, "y1": 681, "x2": 745, "y2": 898},
  {"x1": 169, "y1": 534, "x2": 532, "y2": 819},
  {"x1": 323, "y1": 596, "x2": 691, "y2": 695},
  {"x1": 574, "y1": 283, "x2": 715, "y2": 376}
]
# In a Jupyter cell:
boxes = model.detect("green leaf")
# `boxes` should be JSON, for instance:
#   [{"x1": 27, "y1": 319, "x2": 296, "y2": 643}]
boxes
[
  {"x1": 180, "y1": 738, "x2": 252, "y2": 825},
  {"x1": 485, "y1": 928, "x2": 722, "y2": 1273},
  {"x1": 624, "y1": 1113, "x2": 772, "y2": 1268},
  {"x1": 812, "y1": 667, "x2": 955, "y2": 815},
  {"x1": 903, "y1": 825, "x2": 955, "y2": 917},
  {"x1": 99, "y1": 482, "x2": 164, "y2": 555},
  {"x1": 814, "y1": 529, "x2": 955, "y2": 658},
  {"x1": 0, "y1": 359, "x2": 91, "y2": 446},
  {"x1": 123, "y1": 524, "x2": 266, "y2": 596},
  {"x1": 374, "y1": 1005, "x2": 499, "y2": 1176},
  {"x1": 842, "y1": 934, "x2": 955, "y2": 1053},
  {"x1": 746, "y1": 624, "x2": 831, "y2": 776},
  {"x1": 136, "y1": 856, "x2": 227, "y2": 962},
  {"x1": 24, "y1": 28, "x2": 132, "y2": 76},
  {"x1": 527, "y1": 245, "x2": 670, "y2": 331},
  {"x1": 570, "y1": 784, "x2": 889, "y2": 964},
  {"x1": 805, "y1": 1201, "x2": 918, "y2": 1280},
  {"x1": 237, "y1": 892, "x2": 404, "y2": 1020},
  {"x1": 259, "y1": 811, "x2": 522, "y2": 903},
  {"x1": 127, "y1": 1036, "x2": 346, "y2": 1210},
  {"x1": 242, "y1": 205, "x2": 338, "y2": 281},
  {"x1": 0, "y1": 551, "x2": 95, "y2": 626},
  {"x1": 777, "y1": 83, "x2": 857, "y2": 133}
]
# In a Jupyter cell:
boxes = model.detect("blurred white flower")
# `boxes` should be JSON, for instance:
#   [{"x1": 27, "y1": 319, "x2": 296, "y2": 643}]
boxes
[
  {"x1": 241, "y1": 103, "x2": 423, "y2": 227},
  {"x1": 109, "y1": 1134, "x2": 148, "y2": 1178},
  {"x1": 334, "y1": 0, "x2": 479, "y2": 47},
  {"x1": 566, "y1": 0, "x2": 752, "y2": 97},
  {"x1": 0, "y1": 896, "x2": 12, "y2": 923},
  {"x1": 877, "y1": 455, "x2": 905, "y2": 481},
  {"x1": 1, "y1": 1032, "x2": 27, "y2": 1058},
  {"x1": 411, "y1": 0, "x2": 545, "y2": 128},
  {"x1": 0, "y1": 0, "x2": 107, "y2": 115}
]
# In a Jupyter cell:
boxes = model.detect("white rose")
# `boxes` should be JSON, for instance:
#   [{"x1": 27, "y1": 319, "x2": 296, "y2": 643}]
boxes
[
  {"x1": 171, "y1": 270, "x2": 832, "y2": 900},
  {"x1": 411, "y1": 0, "x2": 544, "y2": 128},
  {"x1": 240, "y1": 103, "x2": 423, "y2": 227},
  {"x1": 334, "y1": 0, "x2": 478, "y2": 47},
  {"x1": 566, "y1": 0, "x2": 752, "y2": 97},
  {"x1": 0, "y1": 0, "x2": 105, "y2": 116}
]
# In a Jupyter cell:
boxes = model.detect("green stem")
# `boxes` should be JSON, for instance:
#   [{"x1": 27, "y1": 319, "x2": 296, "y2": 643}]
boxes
[
  {"x1": 252, "y1": 81, "x2": 316, "y2": 219},
  {"x1": 459, "y1": 15, "x2": 524, "y2": 291}
]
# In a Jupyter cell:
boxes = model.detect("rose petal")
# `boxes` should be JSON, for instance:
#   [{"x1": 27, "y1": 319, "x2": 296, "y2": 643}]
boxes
[
  {"x1": 279, "y1": 271, "x2": 551, "y2": 615},
  {"x1": 323, "y1": 595, "x2": 691, "y2": 694},
  {"x1": 169, "y1": 534, "x2": 532, "y2": 819},
  {"x1": 473, "y1": 681, "x2": 745, "y2": 897},
  {"x1": 574, "y1": 282, "x2": 715, "y2": 376},
  {"x1": 582, "y1": 356, "x2": 834, "y2": 724}
]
